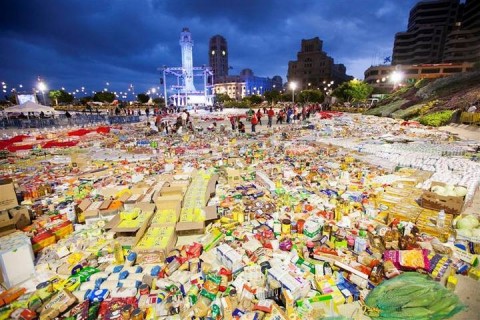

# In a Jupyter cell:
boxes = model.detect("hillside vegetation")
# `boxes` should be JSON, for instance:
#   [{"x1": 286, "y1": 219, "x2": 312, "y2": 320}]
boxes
[{"x1": 365, "y1": 71, "x2": 480, "y2": 125}]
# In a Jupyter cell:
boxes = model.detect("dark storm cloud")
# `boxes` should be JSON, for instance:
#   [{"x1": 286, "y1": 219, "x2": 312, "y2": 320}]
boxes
[{"x1": 0, "y1": 0, "x2": 418, "y2": 95}]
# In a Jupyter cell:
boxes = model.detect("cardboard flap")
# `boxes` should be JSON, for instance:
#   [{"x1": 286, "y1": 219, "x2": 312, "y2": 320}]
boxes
[
  {"x1": 77, "y1": 199, "x2": 92, "y2": 212},
  {"x1": 99, "y1": 200, "x2": 112, "y2": 210},
  {"x1": 204, "y1": 205, "x2": 218, "y2": 221},
  {"x1": 0, "y1": 179, "x2": 18, "y2": 211},
  {"x1": 176, "y1": 221, "x2": 205, "y2": 231},
  {"x1": 133, "y1": 203, "x2": 156, "y2": 215}
]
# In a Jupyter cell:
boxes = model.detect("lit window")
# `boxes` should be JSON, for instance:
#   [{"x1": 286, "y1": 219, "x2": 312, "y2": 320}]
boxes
[
  {"x1": 211, "y1": 50, "x2": 215, "y2": 55},
  {"x1": 222, "y1": 51, "x2": 226, "y2": 56}
]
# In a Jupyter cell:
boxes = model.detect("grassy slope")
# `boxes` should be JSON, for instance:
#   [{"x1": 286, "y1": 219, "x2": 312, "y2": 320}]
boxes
[{"x1": 366, "y1": 71, "x2": 480, "y2": 119}]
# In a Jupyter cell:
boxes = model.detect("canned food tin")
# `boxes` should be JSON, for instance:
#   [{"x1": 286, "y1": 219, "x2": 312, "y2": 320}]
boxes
[
  {"x1": 281, "y1": 219, "x2": 291, "y2": 234},
  {"x1": 121, "y1": 304, "x2": 133, "y2": 320},
  {"x1": 297, "y1": 219, "x2": 305, "y2": 234},
  {"x1": 131, "y1": 308, "x2": 144, "y2": 320},
  {"x1": 139, "y1": 283, "x2": 150, "y2": 295}
]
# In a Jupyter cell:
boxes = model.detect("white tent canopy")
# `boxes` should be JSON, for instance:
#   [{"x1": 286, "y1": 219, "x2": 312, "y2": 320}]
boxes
[{"x1": 3, "y1": 101, "x2": 57, "y2": 113}]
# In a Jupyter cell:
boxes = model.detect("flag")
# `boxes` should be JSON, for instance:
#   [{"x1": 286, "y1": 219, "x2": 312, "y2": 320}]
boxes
[
  {"x1": 160, "y1": 78, "x2": 164, "y2": 85},
  {"x1": 383, "y1": 56, "x2": 391, "y2": 64}
]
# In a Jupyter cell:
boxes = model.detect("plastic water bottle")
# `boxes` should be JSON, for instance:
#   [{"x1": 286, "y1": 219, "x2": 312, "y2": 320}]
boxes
[{"x1": 437, "y1": 209, "x2": 446, "y2": 228}]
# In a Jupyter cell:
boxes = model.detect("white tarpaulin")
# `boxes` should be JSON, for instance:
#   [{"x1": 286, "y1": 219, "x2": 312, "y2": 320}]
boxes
[{"x1": 3, "y1": 101, "x2": 57, "y2": 113}]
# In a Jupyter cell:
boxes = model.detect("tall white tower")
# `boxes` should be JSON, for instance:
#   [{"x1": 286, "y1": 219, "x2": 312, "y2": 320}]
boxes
[{"x1": 179, "y1": 27, "x2": 196, "y2": 92}]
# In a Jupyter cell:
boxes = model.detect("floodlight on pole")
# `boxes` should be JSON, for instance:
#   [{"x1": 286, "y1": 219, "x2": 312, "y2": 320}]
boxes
[
  {"x1": 290, "y1": 82, "x2": 297, "y2": 103},
  {"x1": 390, "y1": 71, "x2": 404, "y2": 89},
  {"x1": 38, "y1": 81, "x2": 47, "y2": 105}
]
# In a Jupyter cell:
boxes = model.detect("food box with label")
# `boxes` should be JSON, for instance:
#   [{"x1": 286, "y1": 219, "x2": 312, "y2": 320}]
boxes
[
  {"x1": 134, "y1": 223, "x2": 177, "y2": 264},
  {"x1": 150, "y1": 202, "x2": 181, "y2": 224},
  {"x1": 105, "y1": 206, "x2": 154, "y2": 248},
  {"x1": 420, "y1": 182, "x2": 466, "y2": 215},
  {"x1": 0, "y1": 179, "x2": 18, "y2": 212}
]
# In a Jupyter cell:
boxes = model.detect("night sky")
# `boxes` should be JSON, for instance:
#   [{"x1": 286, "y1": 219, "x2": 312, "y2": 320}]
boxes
[{"x1": 1, "y1": 0, "x2": 418, "y2": 98}]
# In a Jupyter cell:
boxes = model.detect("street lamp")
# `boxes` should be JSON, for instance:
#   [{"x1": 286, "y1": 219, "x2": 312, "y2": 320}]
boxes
[
  {"x1": 390, "y1": 71, "x2": 404, "y2": 90},
  {"x1": 38, "y1": 81, "x2": 47, "y2": 105},
  {"x1": 290, "y1": 82, "x2": 297, "y2": 103}
]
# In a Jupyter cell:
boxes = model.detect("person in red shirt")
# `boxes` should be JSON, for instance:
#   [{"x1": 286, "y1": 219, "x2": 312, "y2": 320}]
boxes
[
  {"x1": 256, "y1": 109, "x2": 262, "y2": 125},
  {"x1": 230, "y1": 116, "x2": 237, "y2": 131},
  {"x1": 251, "y1": 113, "x2": 258, "y2": 132},
  {"x1": 267, "y1": 107, "x2": 275, "y2": 127}
]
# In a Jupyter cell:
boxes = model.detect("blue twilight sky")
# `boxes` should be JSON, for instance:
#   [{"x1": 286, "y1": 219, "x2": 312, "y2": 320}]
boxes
[{"x1": 0, "y1": 0, "x2": 418, "y2": 98}]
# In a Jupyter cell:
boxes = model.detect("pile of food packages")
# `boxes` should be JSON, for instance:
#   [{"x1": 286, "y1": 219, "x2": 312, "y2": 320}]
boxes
[{"x1": 0, "y1": 111, "x2": 479, "y2": 320}]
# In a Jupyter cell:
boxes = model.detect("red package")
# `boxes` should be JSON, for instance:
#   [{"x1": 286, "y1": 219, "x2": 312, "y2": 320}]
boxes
[
  {"x1": 65, "y1": 300, "x2": 89, "y2": 319},
  {"x1": 186, "y1": 242, "x2": 202, "y2": 258},
  {"x1": 98, "y1": 297, "x2": 138, "y2": 319},
  {"x1": 219, "y1": 267, "x2": 233, "y2": 281}
]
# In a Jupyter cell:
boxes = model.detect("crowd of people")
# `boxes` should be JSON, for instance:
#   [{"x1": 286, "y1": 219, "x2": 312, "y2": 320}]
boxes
[
  {"x1": 142, "y1": 103, "x2": 335, "y2": 137},
  {"x1": 145, "y1": 109, "x2": 196, "y2": 136},
  {"x1": 227, "y1": 103, "x2": 328, "y2": 133}
]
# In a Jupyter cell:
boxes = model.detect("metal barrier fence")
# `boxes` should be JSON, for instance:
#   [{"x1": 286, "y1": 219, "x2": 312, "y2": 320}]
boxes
[
  {"x1": 459, "y1": 112, "x2": 480, "y2": 125},
  {"x1": 0, "y1": 115, "x2": 141, "y2": 129}
]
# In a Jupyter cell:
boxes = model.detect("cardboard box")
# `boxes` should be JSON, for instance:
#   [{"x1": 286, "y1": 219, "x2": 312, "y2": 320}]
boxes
[
  {"x1": 99, "y1": 200, "x2": 124, "y2": 218},
  {"x1": 176, "y1": 205, "x2": 218, "y2": 236},
  {"x1": 206, "y1": 174, "x2": 218, "y2": 199},
  {"x1": 160, "y1": 186, "x2": 188, "y2": 197},
  {"x1": 132, "y1": 203, "x2": 156, "y2": 216},
  {"x1": 134, "y1": 223, "x2": 177, "y2": 264},
  {"x1": 0, "y1": 220, "x2": 16, "y2": 237},
  {"x1": 226, "y1": 168, "x2": 243, "y2": 186},
  {"x1": 0, "y1": 233, "x2": 35, "y2": 288},
  {"x1": 0, "y1": 211, "x2": 9, "y2": 223},
  {"x1": 99, "y1": 200, "x2": 112, "y2": 211},
  {"x1": 0, "y1": 207, "x2": 31, "y2": 236},
  {"x1": 0, "y1": 179, "x2": 18, "y2": 212},
  {"x1": 76, "y1": 199, "x2": 92, "y2": 213},
  {"x1": 151, "y1": 202, "x2": 181, "y2": 224},
  {"x1": 105, "y1": 209, "x2": 153, "y2": 247},
  {"x1": 82, "y1": 201, "x2": 102, "y2": 219},
  {"x1": 9, "y1": 207, "x2": 31, "y2": 229},
  {"x1": 117, "y1": 193, "x2": 131, "y2": 203},
  {"x1": 76, "y1": 199, "x2": 93, "y2": 223},
  {"x1": 154, "y1": 194, "x2": 184, "y2": 208},
  {"x1": 420, "y1": 182, "x2": 465, "y2": 215}
]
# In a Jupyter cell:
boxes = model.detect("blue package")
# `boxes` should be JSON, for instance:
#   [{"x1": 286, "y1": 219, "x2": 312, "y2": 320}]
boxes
[
  {"x1": 150, "y1": 266, "x2": 161, "y2": 276},
  {"x1": 118, "y1": 270, "x2": 129, "y2": 280},
  {"x1": 125, "y1": 252, "x2": 137, "y2": 265},
  {"x1": 112, "y1": 265, "x2": 124, "y2": 273},
  {"x1": 94, "y1": 278, "x2": 106, "y2": 289},
  {"x1": 87, "y1": 289, "x2": 110, "y2": 302},
  {"x1": 133, "y1": 266, "x2": 143, "y2": 273},
  {"x1": 118, "y1": 280, "x2": 141, "y2": 288},
  {"x1": 232, "y1": 308, "x2": 245, "y2": 317}
]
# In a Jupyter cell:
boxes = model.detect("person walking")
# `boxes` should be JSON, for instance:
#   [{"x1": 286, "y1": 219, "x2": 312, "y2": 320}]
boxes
[
  {"x1": 230, "y1": 116, "x2": 237, "y2": 131},
  {"x1": 181, "y1": 110, "x2": 188, "y2": 127},
  {"x1": 246, "y1": 107, "x2": 254, "y2": 121},
  {"x1": 256, "y1": 109, "x2": 263, "y2": 126},
  {"x1": 251, "y1": 113, "x2": 258, "y2": 133},
  {"x1": 267, "y1": 107, "x2": 274, "y2": 127},
  {"x1": 286, "y1": 107, "x2": 293, "y2": 124}
]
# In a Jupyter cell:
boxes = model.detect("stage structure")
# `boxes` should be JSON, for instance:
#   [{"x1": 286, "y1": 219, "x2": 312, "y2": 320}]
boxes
[{"x1": 160, "y1": 28, "x2": 214, "y2": 108}]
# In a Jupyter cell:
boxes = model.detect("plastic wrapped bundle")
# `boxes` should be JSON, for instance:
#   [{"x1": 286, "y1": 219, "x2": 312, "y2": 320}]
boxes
[{"x1": 364, "y1": 272, "x2": 464, "y2": 320}]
